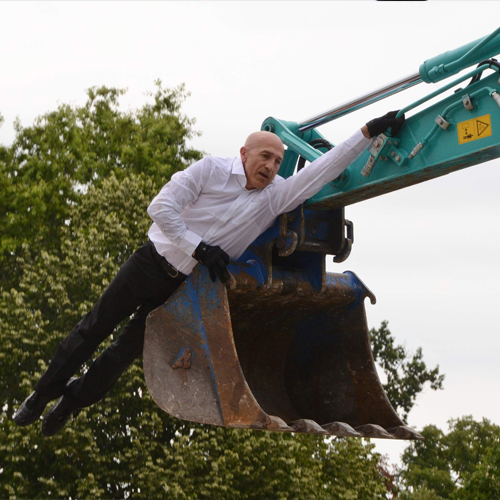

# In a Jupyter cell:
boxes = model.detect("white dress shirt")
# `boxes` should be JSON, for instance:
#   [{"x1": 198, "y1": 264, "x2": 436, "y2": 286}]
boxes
[{"x1": 148, "y1": 129, "x2": 371, "y2": 275}]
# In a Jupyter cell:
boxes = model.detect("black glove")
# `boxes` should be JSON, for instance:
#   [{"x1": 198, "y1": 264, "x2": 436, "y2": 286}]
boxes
[
  {"x1": 366, "y1": 111, "x2": 405, "y2": 138},
  {"x1": 193, "y1": 242, "x2": 230, "y2": 283}
]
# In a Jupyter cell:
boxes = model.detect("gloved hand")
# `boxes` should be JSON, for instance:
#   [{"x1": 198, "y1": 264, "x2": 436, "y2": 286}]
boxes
[
  {"x1": 366, "y1": 111, "x2": 405, "y2": 138},
  {"x1": 193, "y1": 242, "x2": 231, "y2": 283}
]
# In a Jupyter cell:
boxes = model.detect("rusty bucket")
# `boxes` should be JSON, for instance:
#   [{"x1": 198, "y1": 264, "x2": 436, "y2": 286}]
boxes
[{"x1": 143, "y1": 263, "x2": 422, "y2": 440}]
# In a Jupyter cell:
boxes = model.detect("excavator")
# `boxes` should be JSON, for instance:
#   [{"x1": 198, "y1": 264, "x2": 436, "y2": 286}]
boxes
[{"x1": 143, "y1": 28, "x2": 500, "y2": 440}]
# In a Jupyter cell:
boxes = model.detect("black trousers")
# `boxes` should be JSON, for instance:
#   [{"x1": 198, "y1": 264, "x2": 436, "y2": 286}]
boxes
[{"x1": 35, "y1": 241, "x2": 187, "y2": 408}]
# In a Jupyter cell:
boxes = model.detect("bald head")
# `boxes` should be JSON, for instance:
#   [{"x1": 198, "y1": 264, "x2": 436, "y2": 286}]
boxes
[
  {"x1": 243, "y1": 131, "x2": 285, "y2": 154},
  {"x1": 240, "y1": 131, "x2": 284, "y2": 190}
]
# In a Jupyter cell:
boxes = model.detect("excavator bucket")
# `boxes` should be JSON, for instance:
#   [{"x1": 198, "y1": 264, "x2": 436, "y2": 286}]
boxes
[{"x1": 144, "y1": 262, "x2": 422, "y2": 440}]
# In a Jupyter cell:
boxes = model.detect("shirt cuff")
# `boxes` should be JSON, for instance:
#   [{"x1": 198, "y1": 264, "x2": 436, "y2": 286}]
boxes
[
  {"x1": 177, "y1": 229, "x2": 203, "y2": 257},
  {"x1": 355, "y1": 127, "x2": 372, "y2": 146}
]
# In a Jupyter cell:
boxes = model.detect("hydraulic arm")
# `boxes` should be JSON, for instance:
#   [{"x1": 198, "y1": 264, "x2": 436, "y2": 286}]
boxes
[{"x1": 264, "y1": 27, "x2": 500, "y2": 212}]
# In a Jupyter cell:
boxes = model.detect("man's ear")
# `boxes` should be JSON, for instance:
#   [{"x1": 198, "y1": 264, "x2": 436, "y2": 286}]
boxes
[{"x1": 240, "y1": 146, "x2": 247, "y2": 164}]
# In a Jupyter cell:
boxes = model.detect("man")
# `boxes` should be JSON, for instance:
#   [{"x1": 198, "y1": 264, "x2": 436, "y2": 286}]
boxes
[{"x1": 13, "y1": 111, "x2": 404, "y2": 436}]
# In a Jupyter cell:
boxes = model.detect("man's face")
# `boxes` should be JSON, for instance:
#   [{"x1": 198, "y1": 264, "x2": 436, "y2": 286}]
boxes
[{"x1": 240, "y1": 132, "x2": 284, "y2": 190}]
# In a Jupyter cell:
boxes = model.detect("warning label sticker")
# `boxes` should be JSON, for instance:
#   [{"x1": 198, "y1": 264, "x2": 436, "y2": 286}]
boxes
[{"x1": 457, "y1": 114, "x2": 492, "y2": 145}]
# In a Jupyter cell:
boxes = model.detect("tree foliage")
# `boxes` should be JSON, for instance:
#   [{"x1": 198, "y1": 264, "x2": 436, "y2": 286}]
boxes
[
  {"x1": 398, "y1": 416, "x2": 500, "y2": 500},
  {"x1": 370, "y1": 320, "x2": 445, "y2": 422},
  {"x1": 0, "y1": 84, "x2": 441, "y2": 498},
  {"x1": 0, "y1": 81, "x2": 201, "y2": 269}
]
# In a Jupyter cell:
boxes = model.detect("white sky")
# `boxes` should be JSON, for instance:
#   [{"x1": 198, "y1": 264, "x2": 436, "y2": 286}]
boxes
[{"x1": 1, "y1": 2, "x2": 500, "y2": 466}]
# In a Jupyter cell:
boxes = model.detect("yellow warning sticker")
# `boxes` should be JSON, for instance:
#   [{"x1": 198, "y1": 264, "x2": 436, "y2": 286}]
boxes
[{"x1": 457, "y1": 114, "x2": 492, "y2": 145}]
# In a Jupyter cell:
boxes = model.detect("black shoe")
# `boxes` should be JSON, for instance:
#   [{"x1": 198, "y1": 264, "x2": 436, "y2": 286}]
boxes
[
  {"x1": 41, "y1": 396, "x2": 81, "y2": 437},
  {"x1": 13, "y1": 392, "x2": 53, "y2": 427}
]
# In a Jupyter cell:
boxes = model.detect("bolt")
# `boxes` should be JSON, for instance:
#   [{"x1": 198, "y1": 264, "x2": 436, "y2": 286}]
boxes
[
  {"x1": 396, "y1": 156, "x2": 401, "y2": 162},
  {"x1": 390, "y1": 151, "x2": 396, "y2": 157}
]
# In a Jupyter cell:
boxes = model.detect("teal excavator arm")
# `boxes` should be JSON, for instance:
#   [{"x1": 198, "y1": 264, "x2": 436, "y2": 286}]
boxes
[
  {"x1": 143, "y1": 29, "x2": 500, "y2": 440},
  {"x1": 264, "y1": 27, "x2": 500, "y2": 212}
]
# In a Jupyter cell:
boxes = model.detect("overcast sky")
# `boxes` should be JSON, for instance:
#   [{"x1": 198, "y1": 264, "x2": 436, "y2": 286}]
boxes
[{"x1": 2, "y1": 2, "x2": 500, "y2": 465}]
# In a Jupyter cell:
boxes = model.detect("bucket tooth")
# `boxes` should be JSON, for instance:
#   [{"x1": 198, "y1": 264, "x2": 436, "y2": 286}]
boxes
[
  {"x1": 322, "y1": 421, "x2": 362, "y2": 437},
  {"x1": 387, "y1": 425, "x2": 424, "y2": 440},
  {"x1": 289, "y1": 419, "x2": 329, "y2": 435},
  {"x1": 266, "y1": 415, "x2": 293, "y2": 432},
  {"x1": 355, "y1": 424, "x2": 394, "y2": 439}
]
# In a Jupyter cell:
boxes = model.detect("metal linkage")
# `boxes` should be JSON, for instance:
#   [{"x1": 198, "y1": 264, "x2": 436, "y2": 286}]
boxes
[{"x1": 361, "y1": 134, "x2": 406, "y2": 178}]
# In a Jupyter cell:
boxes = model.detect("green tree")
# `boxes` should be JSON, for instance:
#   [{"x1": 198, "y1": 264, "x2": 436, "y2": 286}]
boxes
[
  {"x1": 398, "y1": 485, "x2": 445, "y2": 500},
  {"x1": 399, "y1": 425, "x2": 456, "y2": 498},
  {"x1": 398, "y1": 416, "x2": 500, "y2": 500},
  {"x1": 460, "y1": 444, "x2": 500, "y2": 500},
  {"x1": 370, "y1": 321, "x2": 445, "y2": 422},
  {"x1": 0, "y1": 81, "x2": 201, "y2": 280}
]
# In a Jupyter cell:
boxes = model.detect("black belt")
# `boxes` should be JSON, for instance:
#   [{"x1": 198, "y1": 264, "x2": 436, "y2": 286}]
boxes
[
  {"x1": 159, "y1": 257, "x2": 181, "y2": 278},
  {"x1": 147, "y1": 241, "x2": 186, "y2": 280}
]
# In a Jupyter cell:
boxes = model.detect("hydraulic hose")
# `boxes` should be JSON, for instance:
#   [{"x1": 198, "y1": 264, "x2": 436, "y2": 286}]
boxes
[
  {"x1": 467, "y1": 58, "x2": 500, "y2": 87},
  {"x1": 297, "y1": 138, "x2": 333, "y2": 172}
]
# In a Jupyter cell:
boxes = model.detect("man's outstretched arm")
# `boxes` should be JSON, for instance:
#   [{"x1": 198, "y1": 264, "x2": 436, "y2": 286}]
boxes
[{"x1": 268, "y1": 111, "x2": 405, "y2": 216}]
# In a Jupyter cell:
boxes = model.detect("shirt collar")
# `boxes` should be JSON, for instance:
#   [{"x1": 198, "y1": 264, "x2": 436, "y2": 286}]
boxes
[{"x1": 232, "y1": 157, "x2": 249, "y2": 189}]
